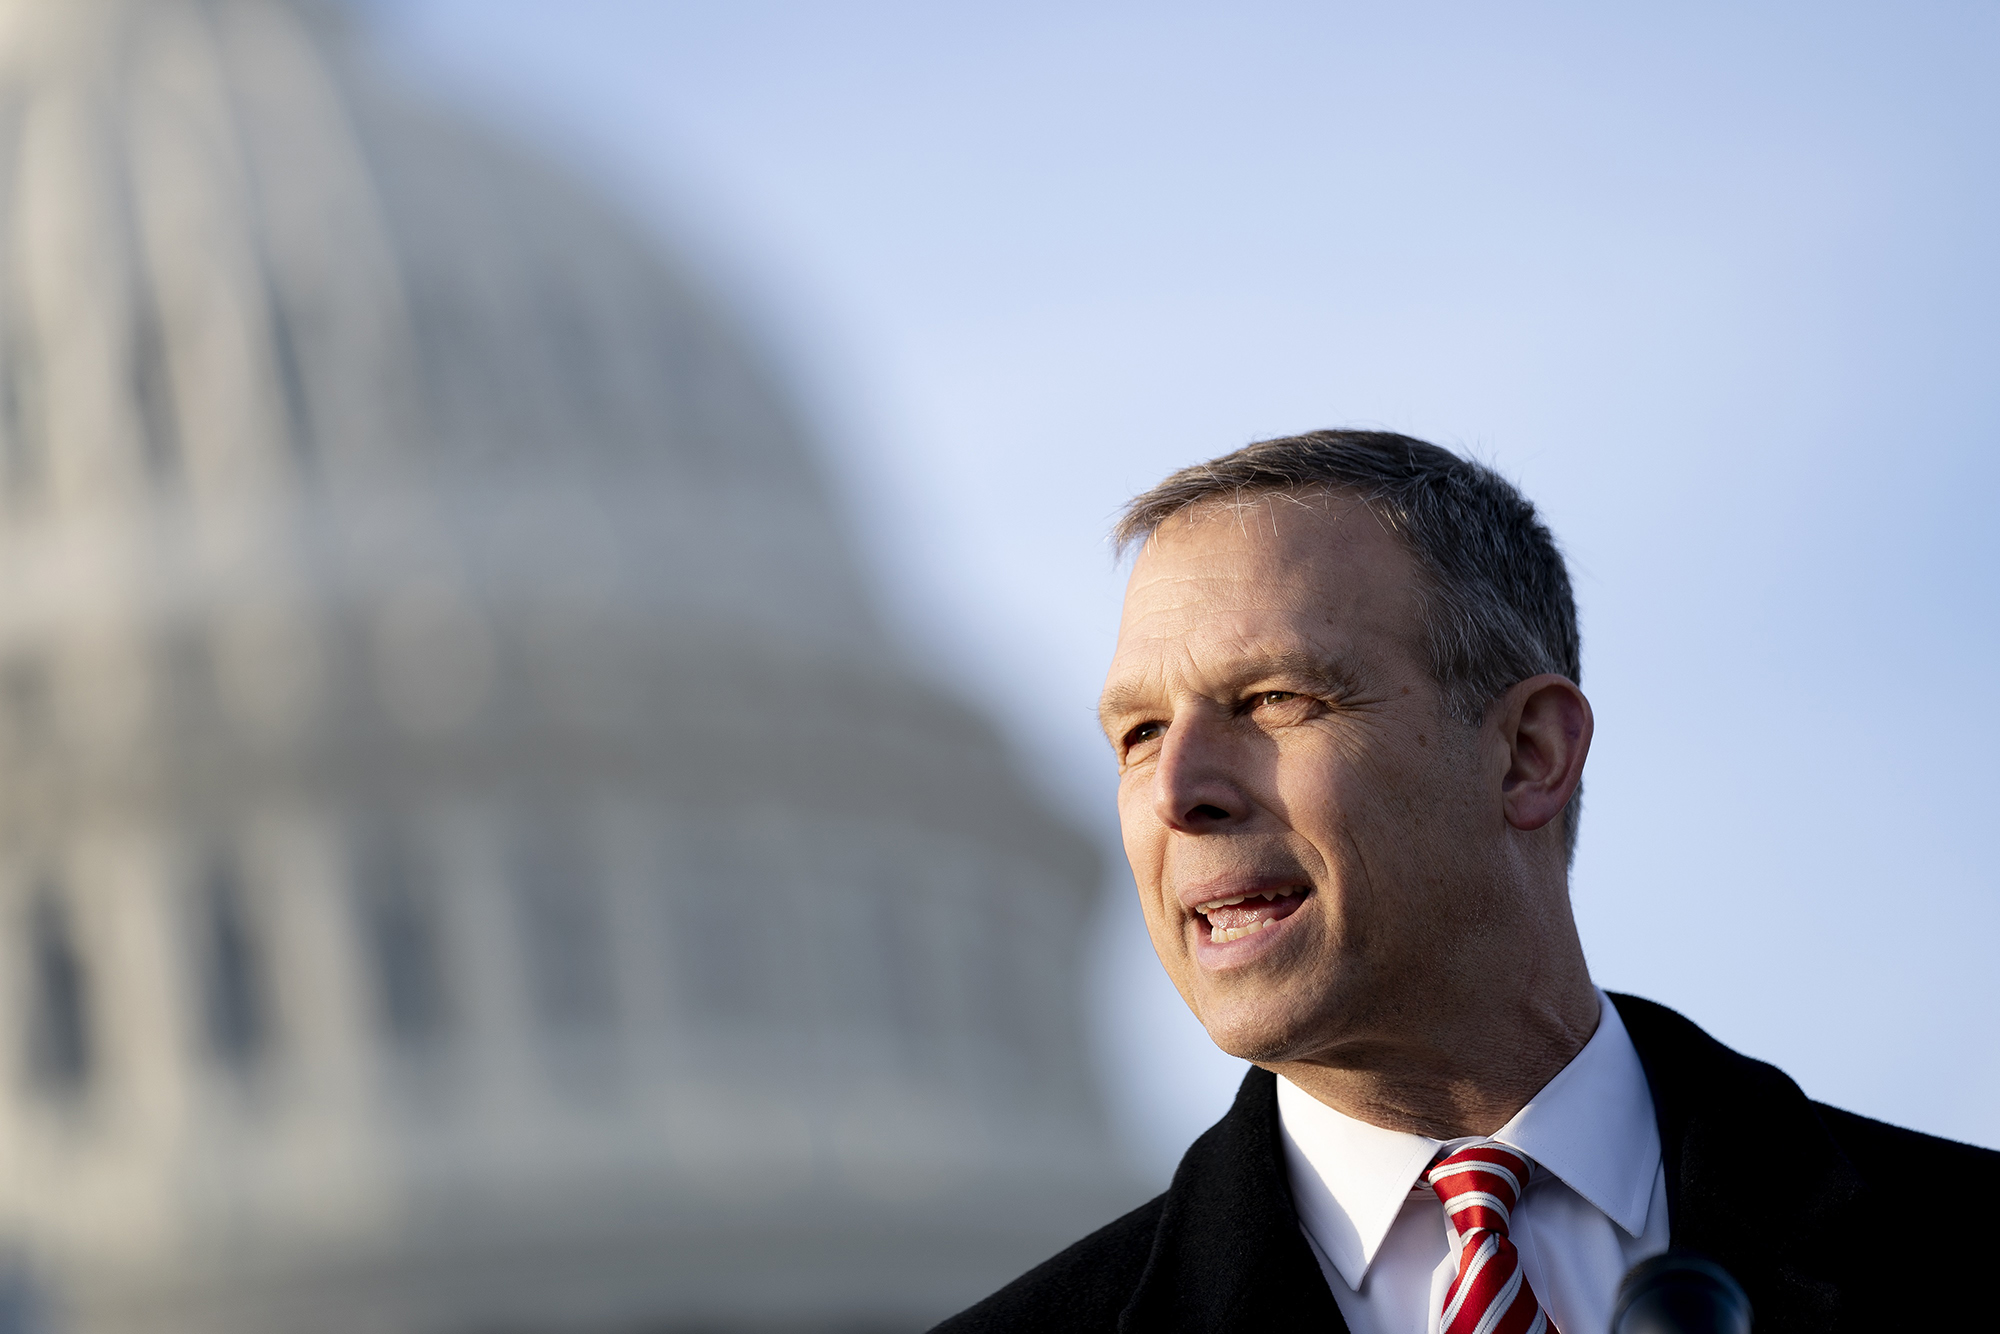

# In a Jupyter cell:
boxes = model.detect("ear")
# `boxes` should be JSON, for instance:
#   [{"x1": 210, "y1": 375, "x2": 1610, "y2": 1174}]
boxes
[{"x1": 1495, "y1": 674, "x2": 1593, "y2": 834}]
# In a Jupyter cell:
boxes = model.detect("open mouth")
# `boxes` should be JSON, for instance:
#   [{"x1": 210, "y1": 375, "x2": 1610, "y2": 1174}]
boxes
[{"x1": 1193, "y1": 886, "x2": 1311, "y2": 944}]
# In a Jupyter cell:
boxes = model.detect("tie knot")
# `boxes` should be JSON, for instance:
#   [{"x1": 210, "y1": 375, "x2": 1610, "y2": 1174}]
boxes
[{"x1": 1427, "y1": 1142, "x2": 1530, "y2": 1239}]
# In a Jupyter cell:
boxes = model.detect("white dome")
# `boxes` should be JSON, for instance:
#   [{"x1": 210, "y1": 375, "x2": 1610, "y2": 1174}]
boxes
[{"x1": 0, "y1": 2, "x2": 1132, "y2": 1330}]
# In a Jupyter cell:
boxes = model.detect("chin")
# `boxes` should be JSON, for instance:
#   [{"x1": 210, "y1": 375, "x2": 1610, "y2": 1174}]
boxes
[{"x1": 1193, "y1": 994, "x2": 1332, "y2": 1065}]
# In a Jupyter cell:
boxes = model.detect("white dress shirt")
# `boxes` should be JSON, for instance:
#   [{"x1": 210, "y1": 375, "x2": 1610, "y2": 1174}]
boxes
[{"x1": 1277, "y1": 990, "x2": 1670, "y2": 1334}]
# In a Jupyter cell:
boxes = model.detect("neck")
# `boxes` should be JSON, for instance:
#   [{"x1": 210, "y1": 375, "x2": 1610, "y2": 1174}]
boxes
[{"x1": 1265, "y1": 958, "x2": 1601, "y2": 1140}]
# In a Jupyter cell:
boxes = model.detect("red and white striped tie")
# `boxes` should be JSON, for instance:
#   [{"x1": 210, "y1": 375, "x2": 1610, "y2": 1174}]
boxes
[{"x1": 1427, "y1": 1142, "x2": 1558, "y2": 1334}]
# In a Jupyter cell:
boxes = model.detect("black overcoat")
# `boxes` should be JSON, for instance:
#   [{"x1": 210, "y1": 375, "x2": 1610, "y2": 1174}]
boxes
[{"x1": 935, "y1": 993, "x2": 1999, "y2": 1332}]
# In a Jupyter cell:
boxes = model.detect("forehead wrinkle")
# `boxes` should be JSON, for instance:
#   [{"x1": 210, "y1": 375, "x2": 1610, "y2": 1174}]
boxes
[
  {"x1": 1120, "y1": 568, "x2": 1320, "y2": 648},
  {"x1": 1128, "y1": 533, "x2": 1388, "y2": 633}
]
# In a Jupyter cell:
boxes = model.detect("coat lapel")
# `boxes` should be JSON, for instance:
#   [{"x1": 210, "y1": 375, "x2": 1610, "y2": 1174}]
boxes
[
  {"x1": 1611, "y1": 992, "x2": 1869, "y2": 1334},
  {"x1": 1120, "y1": 1066, "x2": 1350, "y2": 1334}
]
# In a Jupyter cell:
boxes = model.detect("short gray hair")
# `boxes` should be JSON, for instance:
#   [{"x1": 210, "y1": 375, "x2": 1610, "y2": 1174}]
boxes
[{"x1": 1114, "y1": 429, "x2": 1582, "y2": 857}]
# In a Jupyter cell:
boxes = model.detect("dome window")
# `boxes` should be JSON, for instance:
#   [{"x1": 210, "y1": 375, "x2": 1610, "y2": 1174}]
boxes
[
  {"x1": 199, "y1": 858, "x2": 270, "y2": 1072},
  {"x1": 25, "y1": 884, "x2": 90, "y2": 1098},
  {"x1": 353, "y1": 836, "x2": 451, "y2": 1050}
]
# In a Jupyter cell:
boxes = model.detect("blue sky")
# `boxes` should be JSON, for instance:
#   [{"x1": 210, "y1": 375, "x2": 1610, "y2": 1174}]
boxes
[{"x1": 370, "y1": 0, "x2": 2000, "y2": 1177}]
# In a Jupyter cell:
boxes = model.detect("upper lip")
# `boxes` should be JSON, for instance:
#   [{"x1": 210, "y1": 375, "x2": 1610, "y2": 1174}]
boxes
[{"x1": 1176, "y1": 876, "x2": 1309, "y2": 916}]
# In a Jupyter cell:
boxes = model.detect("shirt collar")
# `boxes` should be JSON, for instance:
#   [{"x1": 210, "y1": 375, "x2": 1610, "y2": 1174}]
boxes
[
  {"x1": 1490, "y1": 989, "x2": 1660, "y2": 1238},
  {"x1": 1275, "y1": 989, "x2": 1661, "y2": 1289}
]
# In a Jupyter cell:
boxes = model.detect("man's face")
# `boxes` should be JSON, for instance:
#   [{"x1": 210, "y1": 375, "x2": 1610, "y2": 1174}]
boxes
[{"x1": 1100, "y1": 496, "x2": 1507, "y2": 1065}]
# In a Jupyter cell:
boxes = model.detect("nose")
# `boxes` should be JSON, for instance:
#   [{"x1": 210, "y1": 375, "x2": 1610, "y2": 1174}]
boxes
[{"x1": 1151, "y1": 717, "x2": 1247, "y2": 833}]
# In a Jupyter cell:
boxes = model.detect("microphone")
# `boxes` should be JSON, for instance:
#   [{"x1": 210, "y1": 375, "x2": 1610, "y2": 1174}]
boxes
[{"x1": 1611, "y1": 1252, "x2": 1752, "y2": 1334}]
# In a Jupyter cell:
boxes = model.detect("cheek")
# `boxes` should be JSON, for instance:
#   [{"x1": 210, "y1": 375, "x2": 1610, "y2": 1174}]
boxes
[
  {"x1": 1115, "y1": 770, "x2": 1157, "y2": 829},
  {"x1": 1268, "y1": 734, "x2": 1440, "y2": 874},
  {"x1": 1118, "y1": 797, "x2": 1166, "y2": 880},
  {"x1": 1264, "y1": 741, "x2": 1365, "y2": 833}
]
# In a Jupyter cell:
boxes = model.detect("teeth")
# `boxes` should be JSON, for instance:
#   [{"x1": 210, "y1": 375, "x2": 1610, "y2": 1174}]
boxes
[
  {"x1": 1196, "y1": 888, "x2": 1300, "y2": 914},
  {"x1": 1211, "y1": 919, "x2": 1273, "y2": 944}
]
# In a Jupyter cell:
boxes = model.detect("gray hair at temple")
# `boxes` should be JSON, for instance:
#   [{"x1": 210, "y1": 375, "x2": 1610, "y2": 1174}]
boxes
[{"x1": 1113, "y1": 429, "x2": 1584, "y2": 860}]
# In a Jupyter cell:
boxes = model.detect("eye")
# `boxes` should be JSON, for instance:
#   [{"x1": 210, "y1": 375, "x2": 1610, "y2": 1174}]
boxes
[
  {"x1": 1124, "y1": 721, "x2": 1165, "y2": 748},
  {"x1": 1259, "y1": 691, "x2": 1296, "y2": 705}
]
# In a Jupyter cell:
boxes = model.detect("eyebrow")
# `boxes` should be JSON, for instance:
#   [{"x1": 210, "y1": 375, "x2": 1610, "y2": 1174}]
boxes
[{"x1": 1096, "y1": 648, "x2": 1370, "y2": 734}]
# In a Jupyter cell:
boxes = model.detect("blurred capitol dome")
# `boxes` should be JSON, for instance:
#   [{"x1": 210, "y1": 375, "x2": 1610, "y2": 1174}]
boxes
[{"x1": 0, "y1": 0, "x2": 1132, "y2": 1330}]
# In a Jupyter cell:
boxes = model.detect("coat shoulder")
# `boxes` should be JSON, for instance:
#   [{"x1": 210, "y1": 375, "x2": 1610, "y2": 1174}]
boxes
[
  {"x1": 1813, "y1": 1100, "x2": 2000, "y2": 1192},
  {"x1": 1813, "y1": 1102, "x2": 2000, "y2": 1324},
  {"x1": 928, "y1": 1193, "x2": 1167, "y2": 1334}
]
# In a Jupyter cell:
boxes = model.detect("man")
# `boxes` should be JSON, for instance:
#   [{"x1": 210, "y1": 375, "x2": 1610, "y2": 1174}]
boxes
[{"x1": 939, "y1": 431, "x2": 1998, "y2": 1333}]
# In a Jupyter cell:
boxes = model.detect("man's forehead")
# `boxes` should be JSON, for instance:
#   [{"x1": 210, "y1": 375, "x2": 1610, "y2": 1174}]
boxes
[
  {"x1": 1101, "y1": 496, "x2": 1423, "y2": 713},
  {"x1": 1120, "y1": 499, "x2": 1416, "y2": 628}
]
